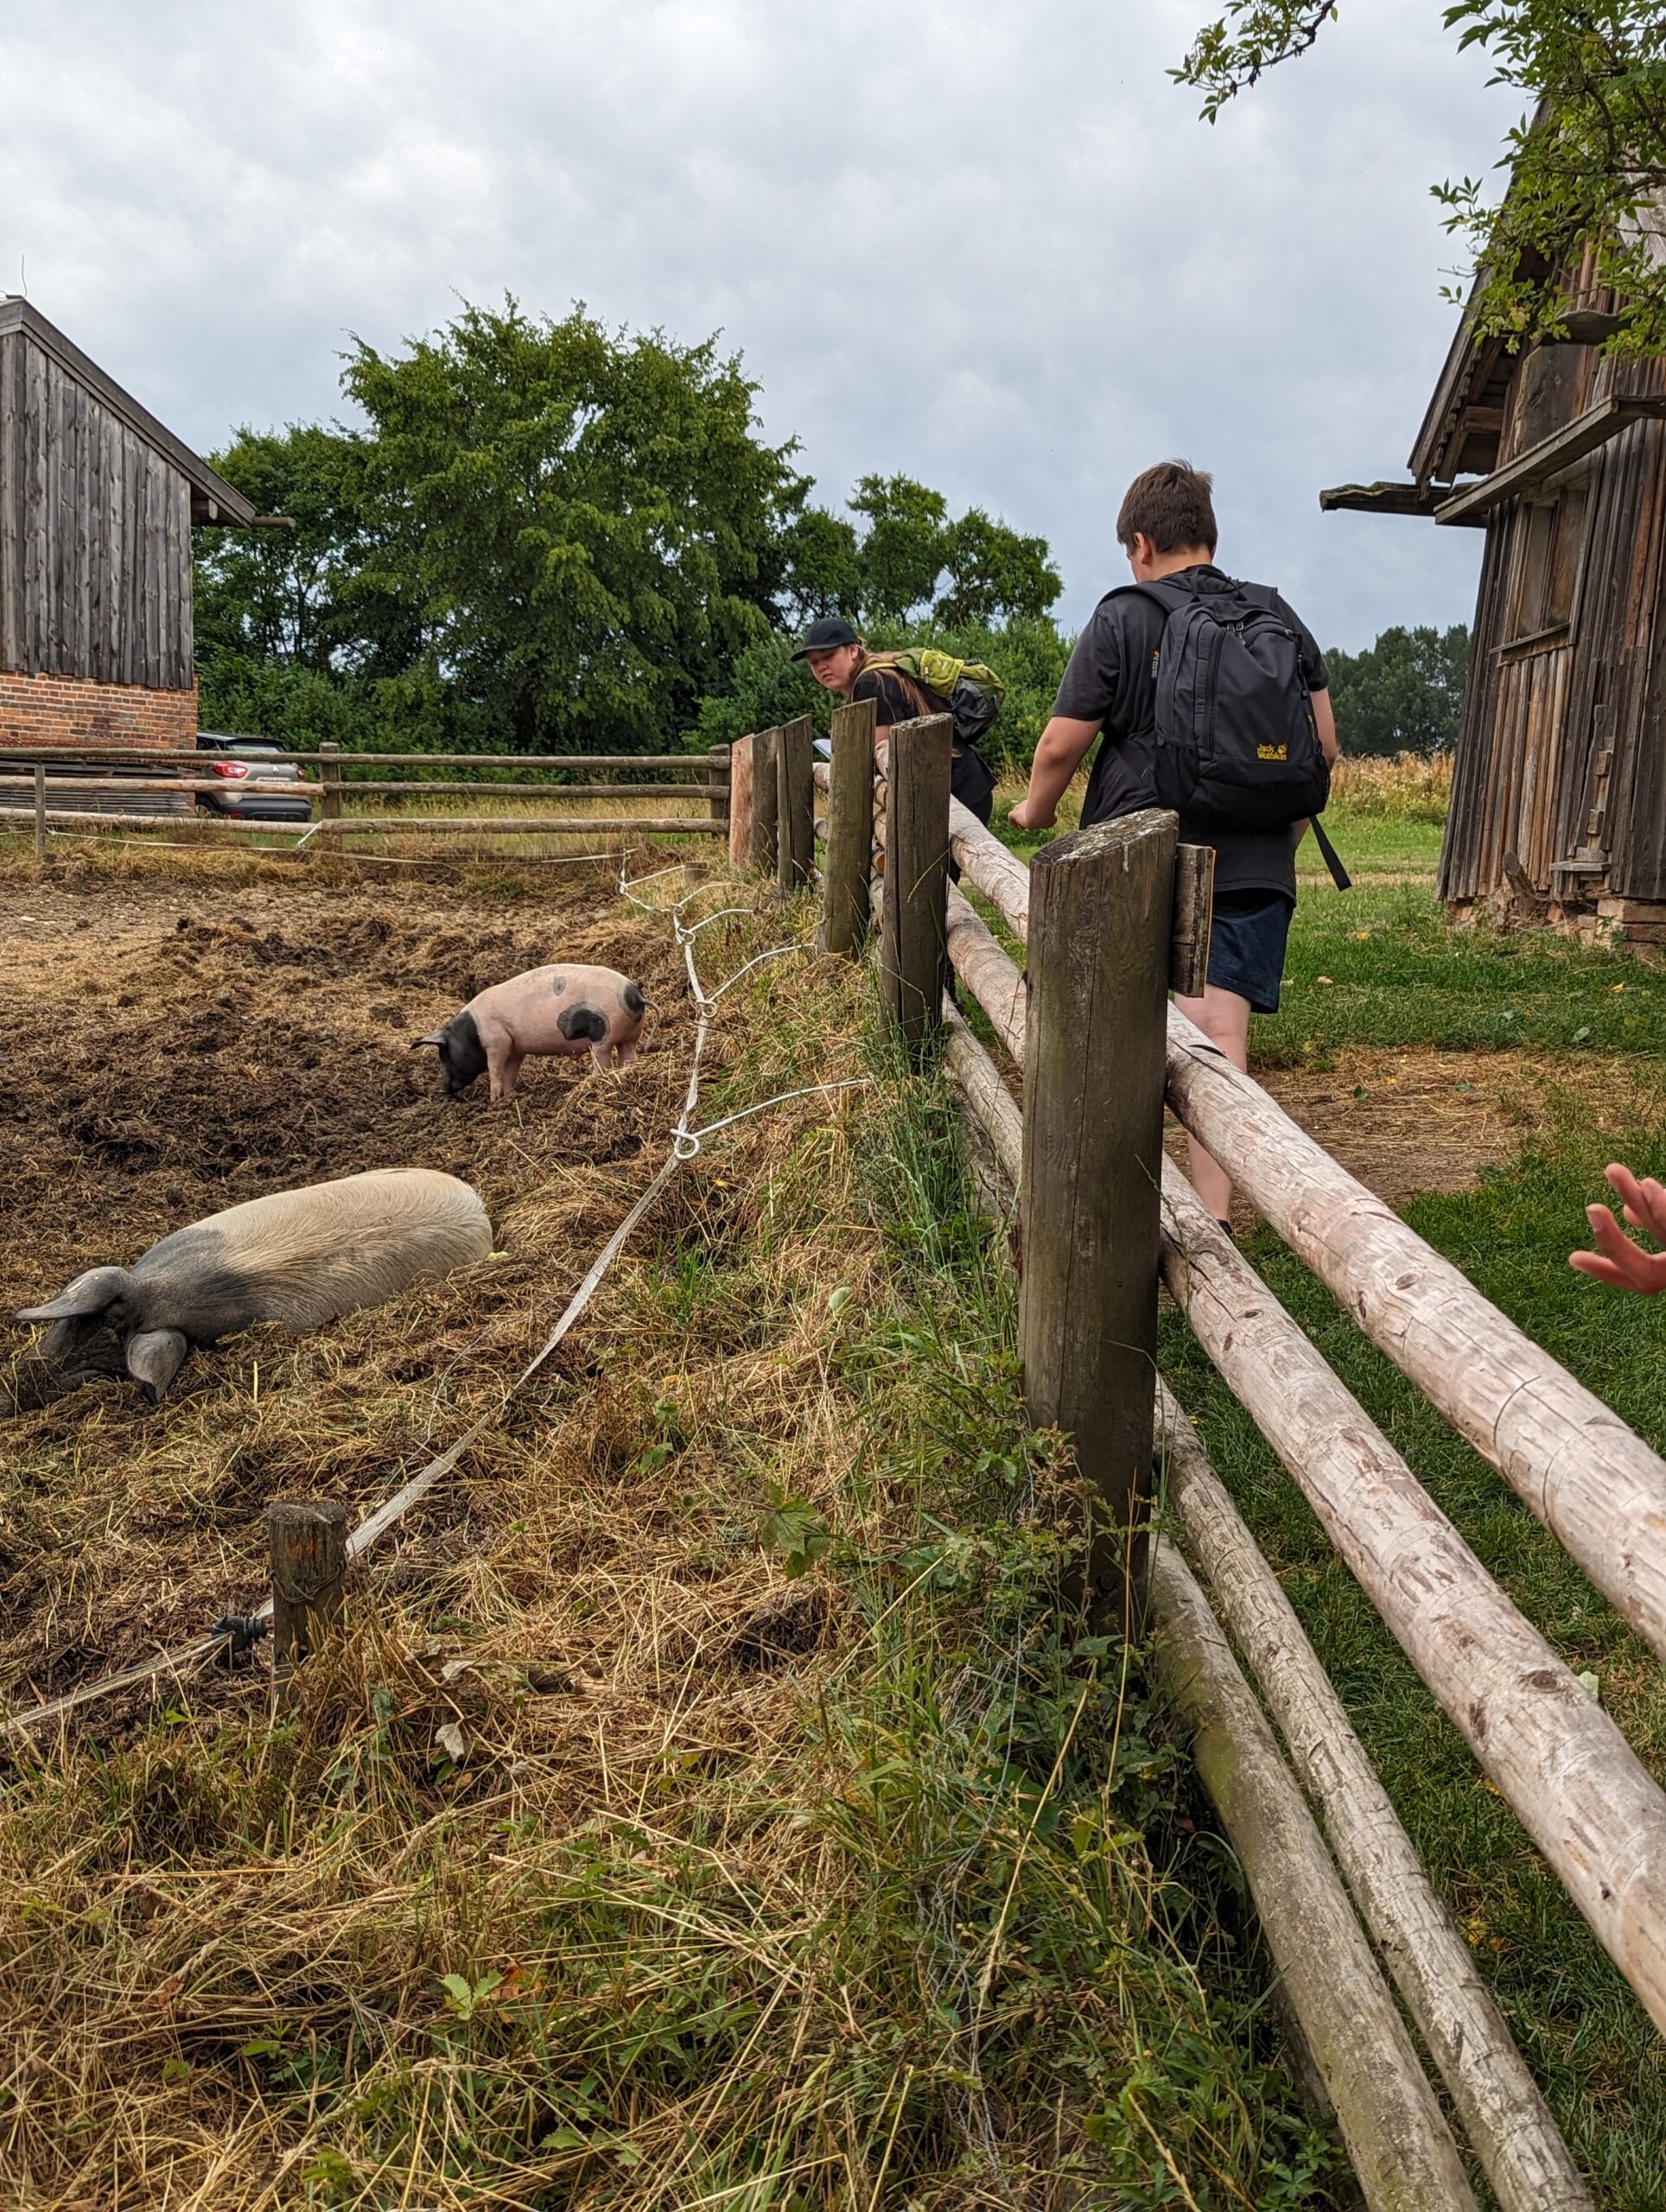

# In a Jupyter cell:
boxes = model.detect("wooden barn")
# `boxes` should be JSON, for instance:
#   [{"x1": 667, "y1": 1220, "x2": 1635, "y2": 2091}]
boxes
[
  {"x1": 0, "y1": 297, "x2": 255, "y2": 753},
  {"x1": 1322, "y1": 242, "x2": 1666, "y2": 941}
]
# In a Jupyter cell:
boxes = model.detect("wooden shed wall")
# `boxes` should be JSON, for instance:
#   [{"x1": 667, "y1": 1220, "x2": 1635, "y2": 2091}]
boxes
[
  {"x1": 0, "y1": 326, "x2": 194, "y2": 692},
  {"x1": 1438, "y1": 349, "x2": 1666, "y2": 904}
]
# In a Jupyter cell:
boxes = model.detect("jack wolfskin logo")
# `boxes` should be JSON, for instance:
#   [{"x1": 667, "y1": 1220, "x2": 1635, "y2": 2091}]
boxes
[{"x1": 1256, "y1": 743, "x2": 1288, "y2": 761}]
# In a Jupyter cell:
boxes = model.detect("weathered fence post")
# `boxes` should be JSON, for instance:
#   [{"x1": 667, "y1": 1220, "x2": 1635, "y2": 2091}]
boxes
[
  {"x1": 776, "y1": 713, "x2": 814, "y2": 893},
  {"x1": 878, "y1": 715, "x2": 952, "y2": 1060},
  {"x1": 268, "y1": 1498, "x2": 349, "y2": 1692},
  {"x1": 707, "y1": 744, "x2": 730, "y2": 830},
  {"x1": 33, "y1": 760, "x2": 46, "y2": 864},
  {"x1": 1170, "y1": 842, "x2": 1216, "y2": 999},
  {"x1": 318, "y1": 741, "x2": 343, "y2": 855},
  {"x1": 823, "y1": 696, "x2": 876, "y2": 957},
  {"x1": 1021, "y1": 808, "x2": 1176, "y2": 1627},
  {"x1": 728, "y1": 735, "x2": 754, "y2": 868},
  {"x1": 749, "y1": 727, "x2": 779, "y2": 876}
]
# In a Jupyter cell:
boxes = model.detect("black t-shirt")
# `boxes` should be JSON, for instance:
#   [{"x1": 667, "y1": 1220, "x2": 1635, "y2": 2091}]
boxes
[
  {"x1": 1052, "y1": 564, "x2": 1330, "y2": 902},
  {"x1": 852, "y1": 664, "x2": 995, "y2": 819}
]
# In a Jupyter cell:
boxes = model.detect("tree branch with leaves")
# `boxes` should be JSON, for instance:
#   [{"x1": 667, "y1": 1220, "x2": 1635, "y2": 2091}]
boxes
[{"x1": 1177, "y1": 0, "x2": 1666, "y2": 353}]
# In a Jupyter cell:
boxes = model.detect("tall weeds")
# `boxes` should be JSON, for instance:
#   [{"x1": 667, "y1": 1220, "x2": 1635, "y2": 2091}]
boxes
[{"x1": 0, "y1": 881, "x2": 1333, "y2": 2206}]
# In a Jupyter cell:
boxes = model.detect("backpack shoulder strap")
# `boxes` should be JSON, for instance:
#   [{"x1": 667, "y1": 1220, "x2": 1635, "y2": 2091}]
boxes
[{"x1": 1106, "y1": 578, "x2": 1194, "y2": 616}]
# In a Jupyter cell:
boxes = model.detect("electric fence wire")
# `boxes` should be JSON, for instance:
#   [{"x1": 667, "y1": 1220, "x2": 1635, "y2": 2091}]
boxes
[{"x1": 1, "y1": 851, "x2": 867, "y2": 1745}]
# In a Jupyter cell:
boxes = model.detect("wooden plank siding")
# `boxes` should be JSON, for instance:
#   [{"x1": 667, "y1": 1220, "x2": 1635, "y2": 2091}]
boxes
[
  {"x1": 0, "y1": 326, "x2": 196, "y2": 693},
  {"x1": 1437, "y1": 348, "x2": 1666, "y2": 906}
]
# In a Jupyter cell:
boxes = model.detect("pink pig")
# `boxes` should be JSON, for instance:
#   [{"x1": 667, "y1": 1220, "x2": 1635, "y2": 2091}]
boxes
[{"x1": 415, "y1": 963, "x2": 647, "y2": 1101}]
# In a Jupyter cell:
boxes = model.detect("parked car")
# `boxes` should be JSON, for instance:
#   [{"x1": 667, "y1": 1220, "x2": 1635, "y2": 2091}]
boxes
[{"x1": 194, "y1": 734, "x2": 315, "y2": 823}]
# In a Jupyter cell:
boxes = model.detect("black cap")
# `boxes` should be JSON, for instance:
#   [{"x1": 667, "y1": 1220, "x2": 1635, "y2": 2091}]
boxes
[{"x1": 792, "y1": 616, "x2": 860, "y2": 659}]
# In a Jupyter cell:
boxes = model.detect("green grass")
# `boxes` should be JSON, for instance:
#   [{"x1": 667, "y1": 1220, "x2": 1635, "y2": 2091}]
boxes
[
  {"x1": 991, "y1": 769, "x2": 1666, "y2": 2195},
  {"x1": 1269, "y1": 804, "x2": 1666, "y2": 1066},
  {"x1": 996, "y1": 790, "x2": 1666, "y2": 1068},
  {"x1": 1160, "y1": 1122, "x2": 1666, "y2": 2205}
]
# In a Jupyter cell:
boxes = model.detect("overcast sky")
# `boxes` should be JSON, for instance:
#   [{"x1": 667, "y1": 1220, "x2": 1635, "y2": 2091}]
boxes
[{"x1": 0, "y1": 0, "x2": 1520, "y2": 650}]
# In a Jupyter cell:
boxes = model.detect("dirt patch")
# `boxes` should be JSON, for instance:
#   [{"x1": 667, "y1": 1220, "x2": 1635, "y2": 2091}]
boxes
[
  {"x1": 1169, "y1": 1046, "x2": 1666, "y2": 1218},
  {"x1": 0, "y1": 858, "x2": 718, "y2": 1720}
]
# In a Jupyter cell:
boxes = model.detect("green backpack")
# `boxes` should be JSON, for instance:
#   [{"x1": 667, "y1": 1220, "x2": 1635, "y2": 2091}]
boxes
[{"x1": 867, "y1": 647, "x2": 1006, "y2": 751}]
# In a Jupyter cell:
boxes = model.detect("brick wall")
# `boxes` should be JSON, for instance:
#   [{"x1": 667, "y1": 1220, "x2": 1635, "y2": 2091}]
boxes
[{"x1": 0, "y1": 670, "x2": 198, "y2": 751}]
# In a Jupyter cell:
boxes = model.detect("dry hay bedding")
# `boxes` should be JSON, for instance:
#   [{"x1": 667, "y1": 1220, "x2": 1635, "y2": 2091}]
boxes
[{"x1": 0, "y1": 862, "x2": 709, "y2": 1733}]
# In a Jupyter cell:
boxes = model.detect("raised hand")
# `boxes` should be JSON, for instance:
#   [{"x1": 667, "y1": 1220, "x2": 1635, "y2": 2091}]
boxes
[{"x1": 1569, "y1": 1162, "x2": 1666, "y2": 1296}]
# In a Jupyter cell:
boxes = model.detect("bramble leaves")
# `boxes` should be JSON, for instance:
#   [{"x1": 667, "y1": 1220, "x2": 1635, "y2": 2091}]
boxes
[{"x1": 759, "y1": 1485, "x2": 834, "y2": 1580}]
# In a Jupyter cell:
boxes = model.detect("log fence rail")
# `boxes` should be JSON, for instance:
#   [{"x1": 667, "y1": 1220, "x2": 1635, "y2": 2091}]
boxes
[
  {"x1": 0, "y1": 741, "x2": 730, "y2": 852},
  {"x1": 755, "y1": 718, "x2": 1621, "y2": 2210}
]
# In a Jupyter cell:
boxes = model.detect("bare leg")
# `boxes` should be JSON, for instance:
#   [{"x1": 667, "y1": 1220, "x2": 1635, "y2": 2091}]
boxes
[
  {"x1": 614, "y1": 1039, "x2": 639, "y2": 1069},
  {"x1": 1173, "y1": 983, "x2": 1252, "y2": 1224}
]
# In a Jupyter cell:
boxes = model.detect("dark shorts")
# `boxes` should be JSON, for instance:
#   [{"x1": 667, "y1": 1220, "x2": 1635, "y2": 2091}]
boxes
[
  {"x1": 948, "y1": 746, "x2": 994, "y2": 886},
  {"x1": 1205, "y1": 891, "x2": 1293, "y2": 1015}
]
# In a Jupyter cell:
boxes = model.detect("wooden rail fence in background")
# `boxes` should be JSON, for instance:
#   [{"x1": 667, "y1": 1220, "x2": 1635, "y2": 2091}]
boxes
[
  {"x1": 774, "y1": 719, "x2": 1611, "y2": 2211},
  {"x1": 0, "y1": 741, "x2": 730, "y2": 854}
]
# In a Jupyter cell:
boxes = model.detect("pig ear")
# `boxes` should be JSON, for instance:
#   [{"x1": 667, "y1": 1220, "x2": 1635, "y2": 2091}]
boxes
[
  {"x1": 125, "y1": 1328, "x2": 188, "y2": 1403},
  {"x1": 14, "y1": 1265, "x2": 130, "y2": 1324},
  {"x1": 411, "y1": 1032, "x2": 447, "y2": 1050}
]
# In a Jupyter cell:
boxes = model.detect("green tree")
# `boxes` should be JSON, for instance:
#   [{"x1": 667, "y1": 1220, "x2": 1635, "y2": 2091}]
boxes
[
  {"x1": 342, "y1": 299, "x2": 808, "y2": 752},
  {"x1": 1323, "y1": 624, "x2": 1472, "y2": 756},
  {"x1": 778, "y1": 474, "x2": 1061, "y2": 630},
  {"x1": 773, "y1": 507, "x2": 863, "y2": 623},
  {"x1": 937, "y1": 507, "x2": 1062, "y2": 627},
  {"x1": 1178, "y1": 1, "x2": 1666, "y2": 353},
  {"x1": 194, "y1": 424, "x2": 421, "y2": 747},
  {"x1": 848, "y1": 474, "x2": 953, "y2": 622},
  {"x1": 693, "y1": 610, "x2": 1072, "y2": 770}
]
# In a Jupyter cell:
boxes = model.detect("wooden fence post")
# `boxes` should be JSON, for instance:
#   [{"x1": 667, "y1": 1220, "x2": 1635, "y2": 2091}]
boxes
[
  {"x1": 1021, "y1": 808, "x2": 1176, "y2": 1627},
  {"x1": 823, "y1": 696, "x2": 876, "y2": 957},
  {"x1": 1171, "y1": 842, "x2": 1216, "y2": 999},
  {"x1": 728, "y1": 735, "x2": 754, "y2": 868},
  {"x1": 318, "y1": 742, "x2": 342, "y2": 855},
  {"x1": 268, "y1": 1498, "x2": 349, "y2": 1690},
  {"x1": 33, "y1": 761, "x2": 46, "y2": 864},
  {"x1": 708, "y1": 744, "x2": 730, "y2": 829},
  {"x1": 879, "y1": 714, "x2": 952, "y2": 1059},
  {"x1": 776, "y1": 714, "x2": 814, "y2": 893},
  {"x1": 749, "y1": 727, "x2": 779, "y2": 876}
]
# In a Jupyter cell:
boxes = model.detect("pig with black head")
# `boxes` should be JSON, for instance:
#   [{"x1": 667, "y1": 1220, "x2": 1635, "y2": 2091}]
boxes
[
  {"x1": 415, "y1": 963, "x2": 647, "y2": 1101},
  {"x1": 11, "y1": 1167, "x2": 491, "y2": 1403}
]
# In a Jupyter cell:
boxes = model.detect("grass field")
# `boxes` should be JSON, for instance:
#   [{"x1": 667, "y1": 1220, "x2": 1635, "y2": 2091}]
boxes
[
  {"x1": 1147, "y1": 772, "x2": 1666, "y2": 2205},
  {"x1": 982, "y1": 754, "x2": 1666, "y2": 2200}
]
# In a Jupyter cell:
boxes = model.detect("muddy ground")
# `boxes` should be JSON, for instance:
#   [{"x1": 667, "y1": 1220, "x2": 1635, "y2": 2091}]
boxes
[
  {"x1": 0, "y1": 855, "x2": 714, "y2": 1726},
  {"x1": 0, "y1": 850, "x2": 1644, "y2": 1734}
]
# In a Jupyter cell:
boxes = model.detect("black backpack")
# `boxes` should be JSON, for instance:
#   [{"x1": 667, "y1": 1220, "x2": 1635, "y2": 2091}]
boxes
[{"x1": 1117, "y1": 575, "x2": 1344, "y2": 876}]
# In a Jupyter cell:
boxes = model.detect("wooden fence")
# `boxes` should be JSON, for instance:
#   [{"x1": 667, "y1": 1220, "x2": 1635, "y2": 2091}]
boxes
[
  {"x1": 730, "y1": 702, "x2": 1665, "y2": 2210},
  {"x1": 0, "y1": 739, "x2": 730, "y2": 856}
]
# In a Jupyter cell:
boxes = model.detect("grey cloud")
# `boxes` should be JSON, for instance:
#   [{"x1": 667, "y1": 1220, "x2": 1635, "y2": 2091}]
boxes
[{"x1": 0, "y1": 0, "x2": 1521, "y2": 647}]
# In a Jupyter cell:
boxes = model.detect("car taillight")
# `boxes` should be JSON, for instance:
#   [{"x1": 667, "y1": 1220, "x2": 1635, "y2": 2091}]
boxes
[{"x1": 211, "y1": 760, "x2": 250, "y2": 779}]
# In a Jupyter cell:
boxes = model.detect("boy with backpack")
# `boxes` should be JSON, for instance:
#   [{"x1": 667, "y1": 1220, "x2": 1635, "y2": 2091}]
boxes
[
  {"x1": 1009, "y1": 461, "x2": 1339, "y2": 1236},
  {"x1": 792, "y1": 616, "x2": 1000, "y2": 831}
]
